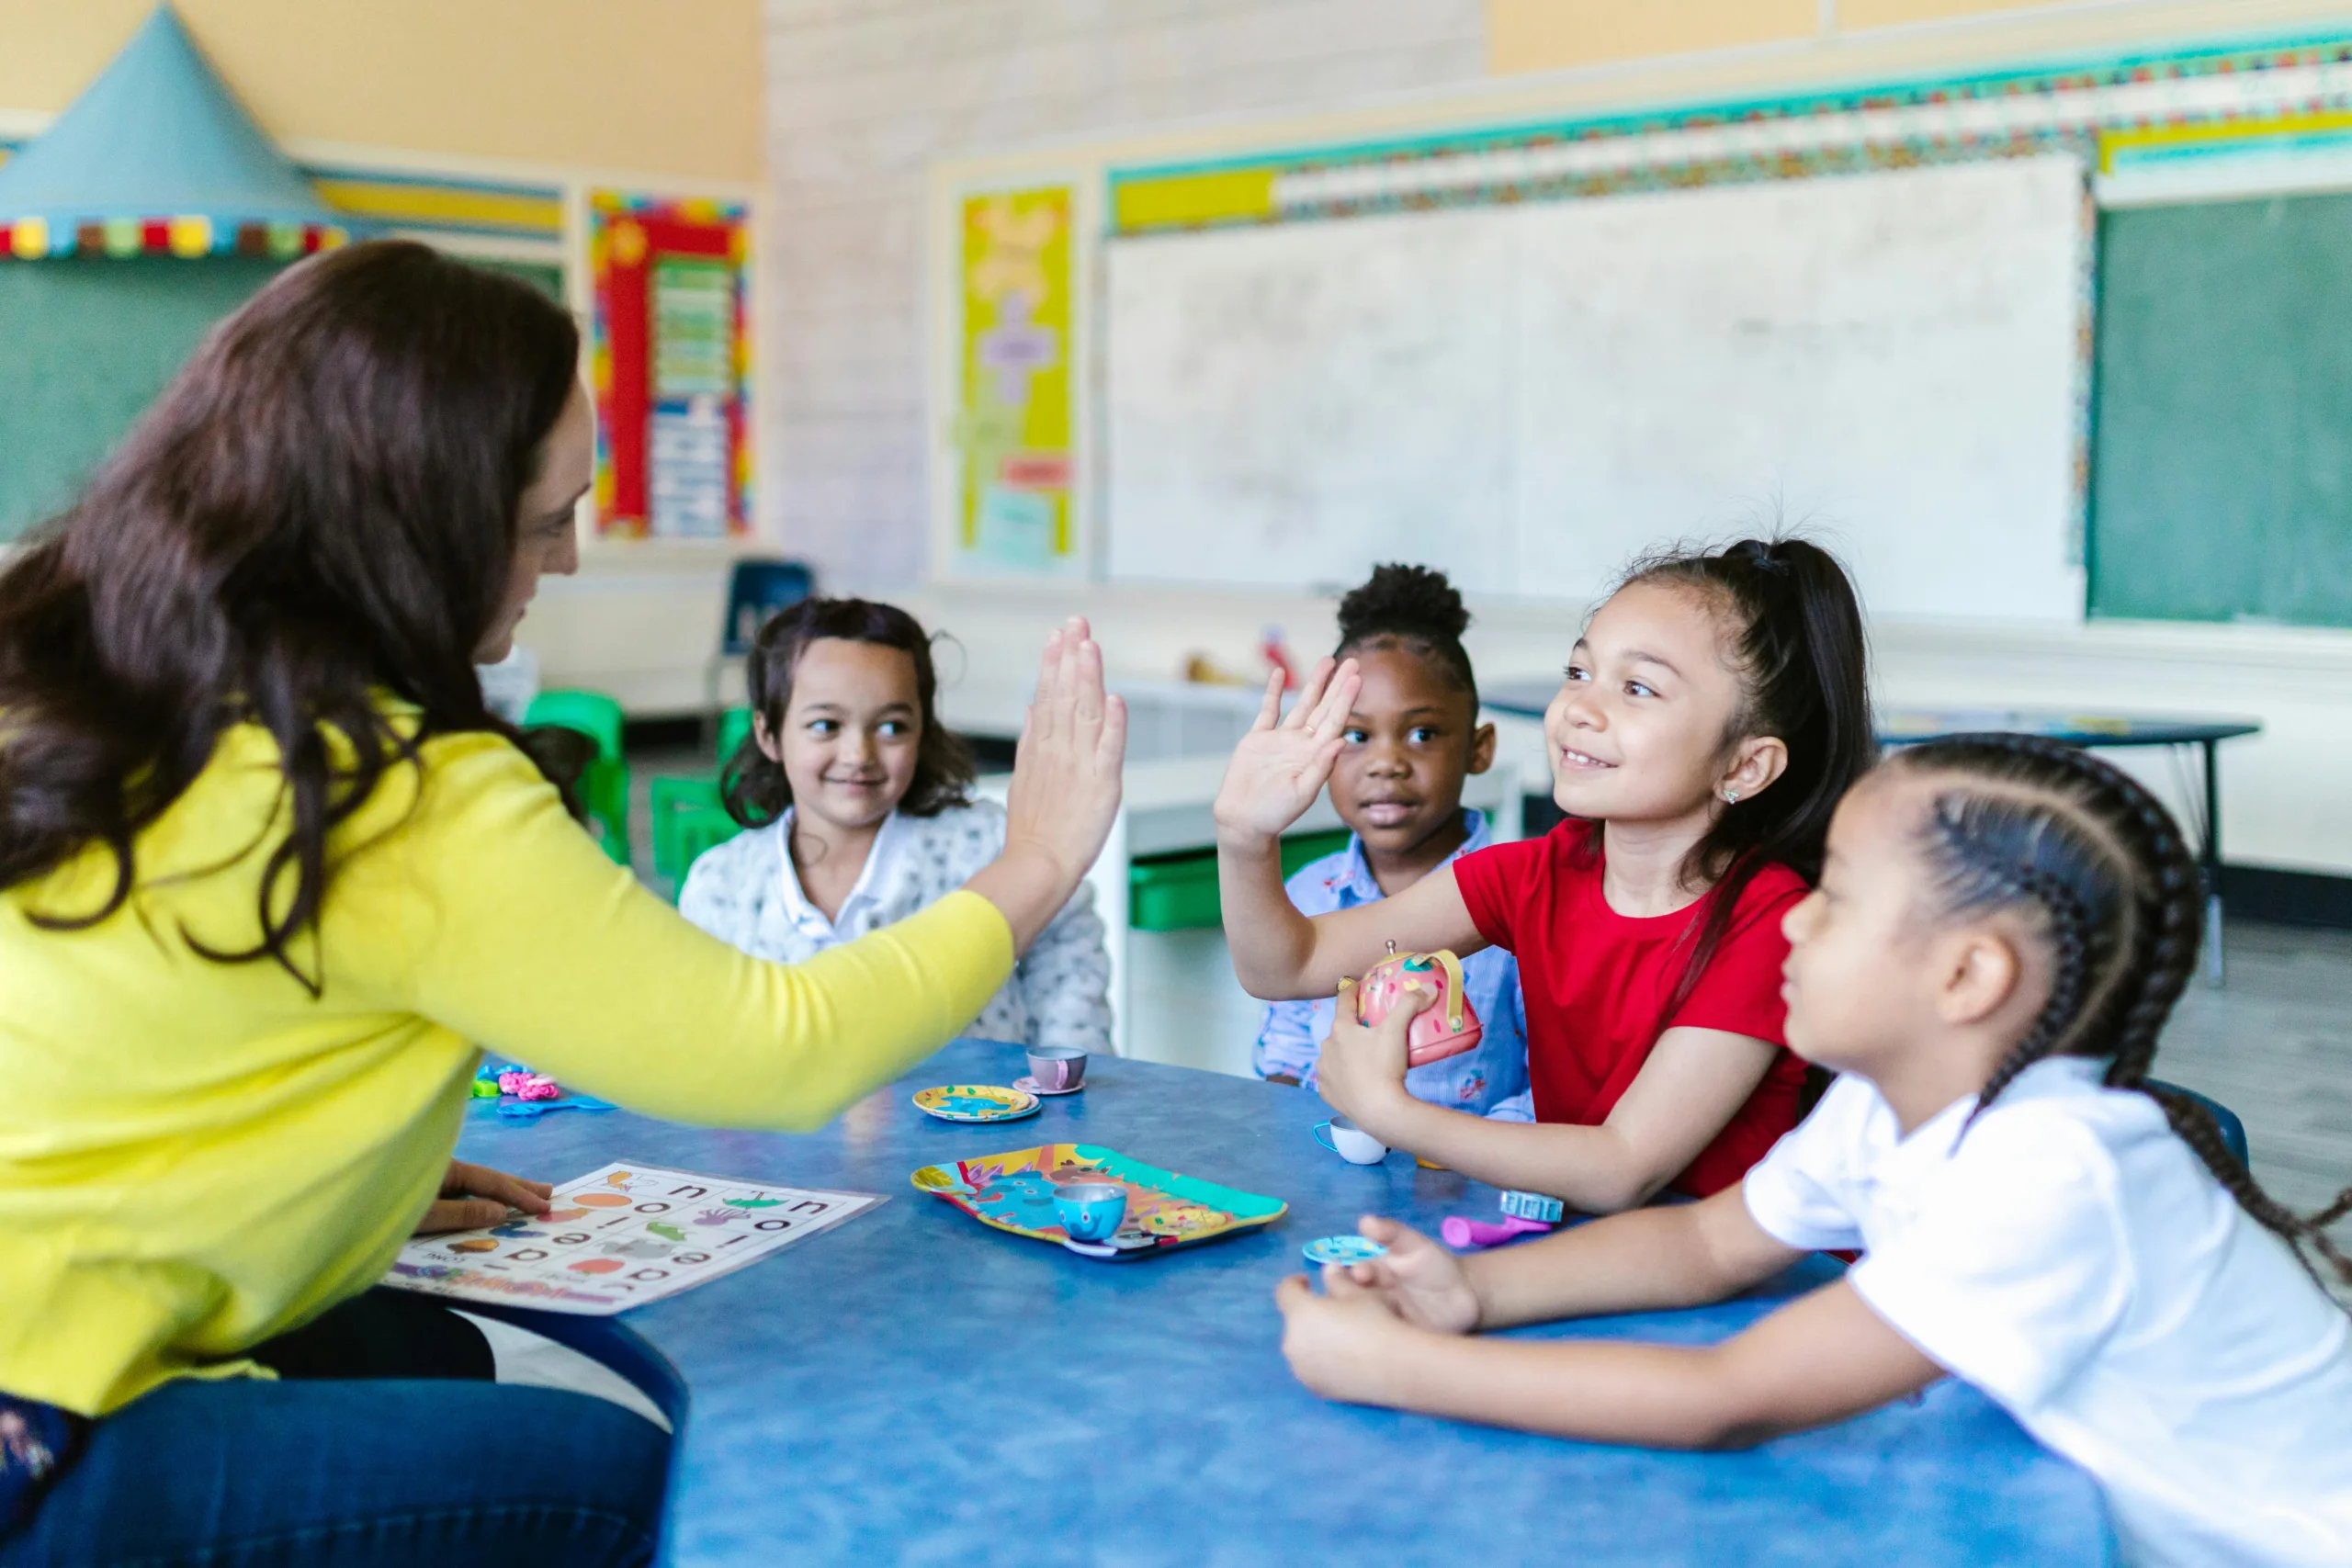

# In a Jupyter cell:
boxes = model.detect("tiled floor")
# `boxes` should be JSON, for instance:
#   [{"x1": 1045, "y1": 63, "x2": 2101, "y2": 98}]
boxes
[{"x1": 2156, "y1": 922, "x2": 2352, "y2": 1251}]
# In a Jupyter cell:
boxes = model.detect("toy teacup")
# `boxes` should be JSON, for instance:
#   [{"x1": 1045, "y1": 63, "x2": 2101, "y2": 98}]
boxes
[
  {"x1": 1052, "y1": 1182, "x2": 1128, "y2": 1243},
  {"x1": 1353, "y1": 948, "x2": 1482, "y2": 1067}
]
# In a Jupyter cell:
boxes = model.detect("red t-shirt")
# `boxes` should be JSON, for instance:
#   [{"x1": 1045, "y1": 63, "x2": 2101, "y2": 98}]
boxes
[{"x1": 1453, "y1": 821, "x2": 1809, "y2": 1198}]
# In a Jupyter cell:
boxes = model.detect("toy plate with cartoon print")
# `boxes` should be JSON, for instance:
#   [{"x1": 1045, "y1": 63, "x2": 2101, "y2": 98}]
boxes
[
  {"x1": 911, "y1": 1084, "x2": 1040, "y2": 1122},
  {"x1": 910, "y1": 1143, "x2": 1285, "y2": 1262},
  {"x1": 380, "y1": 1160, "x2": 883, "y2": 1314}
]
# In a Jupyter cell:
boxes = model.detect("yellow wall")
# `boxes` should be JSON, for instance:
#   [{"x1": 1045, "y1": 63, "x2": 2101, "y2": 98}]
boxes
[
  {"x1": 0, "y1": 0, "x2": 761, "y2": 181},
  {"x1": 1487, "y1": 0, "x2": 2288, "y2": 74},
  {"x1": 1490, "y1": 0, "x2": 1821, "y2": 72}
]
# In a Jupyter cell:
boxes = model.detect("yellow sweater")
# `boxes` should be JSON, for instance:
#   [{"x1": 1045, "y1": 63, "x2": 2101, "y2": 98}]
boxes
[{"x1": 0, "y1": 719, "x2": 1013, "y2": 1416}]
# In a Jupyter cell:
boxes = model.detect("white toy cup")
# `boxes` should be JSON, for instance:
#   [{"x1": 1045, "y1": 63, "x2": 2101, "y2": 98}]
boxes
[{"x1": 1313, "y1": 1115, "x2": 1389, "y2": 1166}]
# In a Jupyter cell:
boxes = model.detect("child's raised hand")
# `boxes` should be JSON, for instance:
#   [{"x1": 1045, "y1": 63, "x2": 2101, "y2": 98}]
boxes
[
  {"x1": 1212, "y1": 658, "x2": 1362, "y2": 845},
  {"x1": 1339, "y1": 1215, "x2": 1482, "y2": 1335},
  {"x1": 1313, "y1": 975, "x2": 1426, "y2": 1133}
]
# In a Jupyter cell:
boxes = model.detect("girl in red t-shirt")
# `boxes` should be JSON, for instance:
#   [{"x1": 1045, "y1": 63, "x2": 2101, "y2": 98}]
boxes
[{"x1": 1215, "y1": 538, "x2": 1874, "y2": 1211}]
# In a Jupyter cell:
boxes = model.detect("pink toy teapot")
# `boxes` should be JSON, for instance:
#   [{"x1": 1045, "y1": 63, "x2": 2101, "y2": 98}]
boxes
[{"x1": 1354, "y1": 946, "x2": 1482, "y2": 1068}]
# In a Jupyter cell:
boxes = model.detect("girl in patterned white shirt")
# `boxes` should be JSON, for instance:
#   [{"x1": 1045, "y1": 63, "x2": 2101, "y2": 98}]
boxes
[{"x1": 680, "y1": 597, "x2": 1113, "y2": 1053}]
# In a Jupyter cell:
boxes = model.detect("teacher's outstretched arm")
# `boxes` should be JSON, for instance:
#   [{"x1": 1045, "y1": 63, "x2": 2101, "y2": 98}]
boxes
[{"x1": 354, "y1": 617, "x2": 1127, "y2": 1133}]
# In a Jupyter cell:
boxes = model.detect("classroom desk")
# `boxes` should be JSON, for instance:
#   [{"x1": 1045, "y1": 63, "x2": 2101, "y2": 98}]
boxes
[
  {"x1": 454, "y1": 1039, "x2": 2113, "y2": 1566},
  {"x1": 1480, "y1": 682, "x2": 2260, "y2": 986}
]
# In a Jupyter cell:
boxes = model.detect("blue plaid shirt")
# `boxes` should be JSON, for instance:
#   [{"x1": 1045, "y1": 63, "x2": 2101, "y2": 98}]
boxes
[{"x1": 1252, "y1": 810, "x2": 1532, "y2": 1121}]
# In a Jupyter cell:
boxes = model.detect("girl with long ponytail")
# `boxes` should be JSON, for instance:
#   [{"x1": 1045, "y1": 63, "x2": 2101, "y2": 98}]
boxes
[
  {"x1": 1274, "y1": 737, "x2": 2350, "y2": 1567},
  {"x1": 1217, "y1": 536, "x2": 1873, "y2": 1212}
]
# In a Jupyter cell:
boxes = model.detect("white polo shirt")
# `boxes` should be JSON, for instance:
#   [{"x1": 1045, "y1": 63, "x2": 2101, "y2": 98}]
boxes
[{"x1": 1744, "y1": 1057, "x2": 2352, "y2": 1568}]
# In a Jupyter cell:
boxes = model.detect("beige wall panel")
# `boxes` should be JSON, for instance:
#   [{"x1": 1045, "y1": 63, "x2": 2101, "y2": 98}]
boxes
[
  {"x1": 1840, "y1": 0, "x2": 2079, "y2": 28},
  {"x1": 0, "y1": 0, "x2": 761, "y2": 179},
  {"x1": 1490, "y1": 0, "x2": 1819, "y2": 73}
]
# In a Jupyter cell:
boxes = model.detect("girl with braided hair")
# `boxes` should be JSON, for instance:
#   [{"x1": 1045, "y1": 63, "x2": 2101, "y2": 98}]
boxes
[
  {"x1": 1219, "y1": 537, "x2": 1872, "y2": 1212},
  {"x1": 1274, "y1": 736, "x2": 2350, "y2": 1566}
]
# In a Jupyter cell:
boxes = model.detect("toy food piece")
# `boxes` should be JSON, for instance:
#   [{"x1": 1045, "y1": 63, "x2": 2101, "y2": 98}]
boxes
[
  {"x1": 514, "y1": 1074, "x2": 561, "y2": 1101},
  {"x1": 495, "y1": 1067, "x2": 534, "y2": 1095},
  {"x1": 1354, "y1": 949, "x2": 1482, "y2": 1067},
  {"x1": 1499, "y1": 1190, "x2": 1566, "y2": 1224},
  {"x1": 1440, "y1": 1214, "x2": 1553, "y2": 1250}
]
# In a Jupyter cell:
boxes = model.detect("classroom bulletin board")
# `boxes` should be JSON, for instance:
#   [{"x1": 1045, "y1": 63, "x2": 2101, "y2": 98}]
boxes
[
  {"x1": 590, "y1": 190, "x2": 754, "y2": 542},
  {"x1": 951, "y1": 184, "x2": 1078, "y2": 576},
  {"x1": 928, "y1": 27, "x2": 2352, "y2": 626}
]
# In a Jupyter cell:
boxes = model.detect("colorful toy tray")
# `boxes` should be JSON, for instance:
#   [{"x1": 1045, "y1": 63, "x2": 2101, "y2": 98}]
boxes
[{"x1": 910, "y1": 1143, "x2": 1285, "y2": 1262}]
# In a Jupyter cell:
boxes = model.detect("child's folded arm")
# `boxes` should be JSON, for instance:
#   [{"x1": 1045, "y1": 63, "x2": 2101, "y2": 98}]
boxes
[
  {"x1": 1466, "y1": 1188, "x2": 1798, "y2": 1329},
  {"x1": 1329, "y1": 1017, "x2": 1779, "y2": 1213},
  {"x1": 346, "y1": 738, "x2": 1014, "y2": 1131},
  {"x1": 1371, "y1": 1277, "x2": 1939, "y2": 1449}
]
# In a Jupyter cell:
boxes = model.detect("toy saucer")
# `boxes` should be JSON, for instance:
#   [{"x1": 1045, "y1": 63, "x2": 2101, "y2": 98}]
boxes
[
  {"x1": 912, "y1": 1084, "x2": 1040, "y2": 1123},
  {"x1": 1012, "y1": 1075, "x2": 1083, "y2": 1097},
  {"x1": 1303, "y1": 1235, "x2": 1388, "y2": 1267}
]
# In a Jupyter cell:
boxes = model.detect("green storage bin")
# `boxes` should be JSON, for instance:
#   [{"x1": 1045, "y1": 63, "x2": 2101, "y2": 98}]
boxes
[{"x1": 1128, "y1": 829, "x2": 1351, "y2": 931}]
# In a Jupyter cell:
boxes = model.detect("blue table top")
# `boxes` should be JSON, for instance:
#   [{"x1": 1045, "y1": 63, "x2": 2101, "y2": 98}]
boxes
[
  {"x1": 1479, "y1": 680, "x2": 2260, "y2": 750},
  {"x1": 456, "y1": 1040, "x2": 2112, "y2": 1567}
]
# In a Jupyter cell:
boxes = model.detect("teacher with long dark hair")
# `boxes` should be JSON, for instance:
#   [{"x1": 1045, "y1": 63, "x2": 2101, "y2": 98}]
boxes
[{"x1": 0, "y1": 241, "x2": 1125, "y2": 1567}]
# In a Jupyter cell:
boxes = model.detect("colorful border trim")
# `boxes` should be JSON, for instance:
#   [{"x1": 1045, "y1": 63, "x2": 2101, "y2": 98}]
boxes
[
  {"x1": 0, "y1": 214, "x2": 345, "y2": 260},
  {"x1": 1108, "y1": 34, "x2": 2352, "y2": 233}
]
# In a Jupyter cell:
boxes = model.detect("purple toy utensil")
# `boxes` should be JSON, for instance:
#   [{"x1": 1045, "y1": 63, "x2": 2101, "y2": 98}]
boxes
[{"x1": 1440, "y1": 1213, "x2": 1555, "y2": 1250}]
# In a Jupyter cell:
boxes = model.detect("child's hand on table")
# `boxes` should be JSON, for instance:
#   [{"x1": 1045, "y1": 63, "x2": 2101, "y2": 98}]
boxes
[
  {"x1": 1333, "y1": 1216, "x2": 1483, "y2": 1334},
  {"x1": 414, "y1": 1159, "x2": 554, "y2": 1235},
  {"x1": 1313, "y1": 976, "x2": 1428, "y2": 1135},
  {"x1": 1212, "y1": 658, "x2": 1362, "y2": 845},
  {"x1": 1274, "y1": 1218, "x2": 1478, "y2": 1404}
]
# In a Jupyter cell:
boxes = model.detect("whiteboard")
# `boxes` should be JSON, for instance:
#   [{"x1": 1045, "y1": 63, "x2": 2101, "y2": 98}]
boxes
[
  {"x1": 1104, "y1": 155, "x2": 2089, "y2": 621},
  {"x1": 1103, "y1": 208, "x2": 1521, "y2": 594}
]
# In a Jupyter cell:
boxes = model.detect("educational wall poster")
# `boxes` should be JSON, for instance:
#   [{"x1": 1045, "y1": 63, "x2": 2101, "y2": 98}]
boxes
[
  {"x1": 954, "y1": 184, "x2": 1077, "y2": 576},
  {"x1": 590, "y1": 193, "x2": 753, "y2": 540},
  {"x1": 382, "y1": 1160, "x2": 881, "y2": 1315}
]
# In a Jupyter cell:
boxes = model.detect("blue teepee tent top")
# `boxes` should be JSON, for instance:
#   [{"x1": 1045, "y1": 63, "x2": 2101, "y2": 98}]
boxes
[{"x1": 0, "y1": 5, "x2": 349, "y2": 260}]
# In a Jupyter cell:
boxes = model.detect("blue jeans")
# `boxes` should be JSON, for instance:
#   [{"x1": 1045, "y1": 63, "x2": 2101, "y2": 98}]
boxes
[{"x1": 2, "y1": 1292, "x2": 666, "y2": 1568}]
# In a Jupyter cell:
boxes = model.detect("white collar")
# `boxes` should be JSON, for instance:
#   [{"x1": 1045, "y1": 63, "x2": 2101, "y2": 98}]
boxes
[
  {"x1": 1890, "y1": 1055, "x2": 2109, "y2": 1163},
  {"x1": 774, "y1": 807, "x2": 906, "y2": 937}
]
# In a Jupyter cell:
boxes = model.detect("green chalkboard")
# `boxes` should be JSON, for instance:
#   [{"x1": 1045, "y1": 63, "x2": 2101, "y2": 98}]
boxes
[
  {"x1": 0, "y1": 254, "x2": 565, "y2": 542},
  {"x1": 2090, "y1": 194, "x2": 2352, "y2": 626},
  {"x1": 0, "y1": 257, "x2": 286, "y2": 539}
]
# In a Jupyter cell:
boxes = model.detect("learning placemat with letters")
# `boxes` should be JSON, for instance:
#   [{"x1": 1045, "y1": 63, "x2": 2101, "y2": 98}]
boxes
[{"x1": 383, "y1": 1159, "x2": 882, "y2": 1314}]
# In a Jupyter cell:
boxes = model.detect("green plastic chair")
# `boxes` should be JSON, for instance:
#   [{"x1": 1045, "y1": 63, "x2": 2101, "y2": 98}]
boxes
[
  {"x1": 650, "y1": 775, "x2": 742, "y2": 887},
  {"x1": 717, "y1": 705, "x2": 754, "y2": 765},
  {"x1": 644, "y1": 707, "x2": 758, "y2": 894},
  {"x1": 676, "y1": 804, "x2": 746, "y2": 886},
  {"x1": 525, "y1": 690, "x2": 631, "y2": 868}
]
